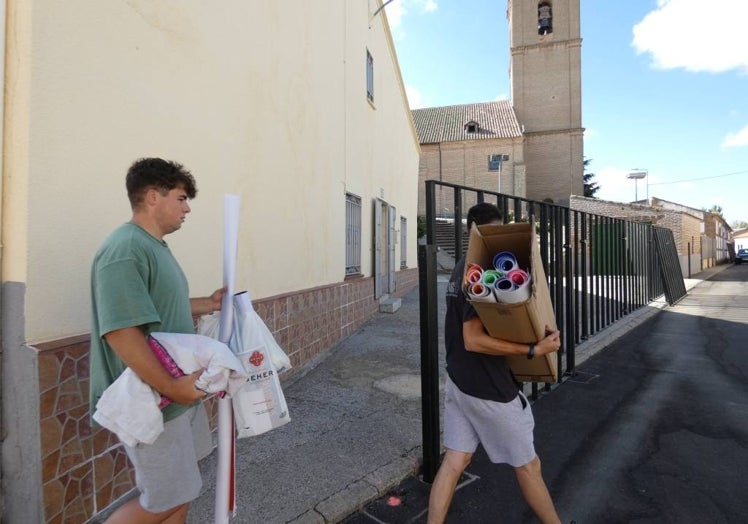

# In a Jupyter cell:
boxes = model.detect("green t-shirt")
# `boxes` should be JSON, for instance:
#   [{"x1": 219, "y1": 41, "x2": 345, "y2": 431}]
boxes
[{"x1": 90, "y1": 222, "x2": 197, "y2": 423}]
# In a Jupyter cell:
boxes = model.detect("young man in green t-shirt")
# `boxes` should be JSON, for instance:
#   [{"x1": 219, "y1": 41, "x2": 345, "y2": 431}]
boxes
[{"x1": 90, "y1": 157, "x2": 225, "y2": 523}]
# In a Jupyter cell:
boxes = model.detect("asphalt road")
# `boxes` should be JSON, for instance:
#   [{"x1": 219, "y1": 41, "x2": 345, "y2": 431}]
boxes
[{"x1": 346, "y1": 263, "x2": 748, "y2": 524}]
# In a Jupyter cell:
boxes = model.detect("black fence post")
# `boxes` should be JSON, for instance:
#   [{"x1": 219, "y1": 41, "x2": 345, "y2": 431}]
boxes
[{"x1": 418, "y1": 243, "x2": 440, "y2": 483}]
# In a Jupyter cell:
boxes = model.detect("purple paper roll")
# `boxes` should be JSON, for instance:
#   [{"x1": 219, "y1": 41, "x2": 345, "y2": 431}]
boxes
[{"x1": 493, "y1": 251, "x2": 518, "y2": 273}]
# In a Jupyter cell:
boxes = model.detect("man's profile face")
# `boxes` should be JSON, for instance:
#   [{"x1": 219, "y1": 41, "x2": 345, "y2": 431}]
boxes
[{"x1": 153, "y1": 186, "x2": 191, "y2": 235}]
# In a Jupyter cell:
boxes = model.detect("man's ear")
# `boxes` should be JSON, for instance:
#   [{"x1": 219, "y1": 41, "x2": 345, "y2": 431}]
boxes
[{"x1": 144, "y1": 187, "x2": 160, "y2": 206}]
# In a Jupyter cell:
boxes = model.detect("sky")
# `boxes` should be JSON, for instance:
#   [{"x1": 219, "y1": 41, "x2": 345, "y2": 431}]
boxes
[{"x1": 384, "y1": 0, "x2": 748, "y2": 226}]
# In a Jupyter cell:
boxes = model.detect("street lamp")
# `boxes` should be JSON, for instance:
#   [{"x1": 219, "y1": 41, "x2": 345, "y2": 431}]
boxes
[{"x1": 627, "y1": 169, "x2": 647, "y2": 202}]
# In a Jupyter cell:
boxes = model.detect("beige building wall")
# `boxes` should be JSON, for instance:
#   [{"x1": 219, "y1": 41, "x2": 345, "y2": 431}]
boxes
[
  {"x1": 1, "y1": 1, "x2": 419, "y2": 521},
  {"x1": 5, "y1": 0, "x2": 418, "y2": 344},
  {"x1": 417, "y1": 138, "x2": 525, "y2": 216}
]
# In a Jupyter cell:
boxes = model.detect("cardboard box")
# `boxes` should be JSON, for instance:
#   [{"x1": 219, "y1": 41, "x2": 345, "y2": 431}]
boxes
[{"x1": 464, "y1": 222, "x2": 558, "y2": 382}]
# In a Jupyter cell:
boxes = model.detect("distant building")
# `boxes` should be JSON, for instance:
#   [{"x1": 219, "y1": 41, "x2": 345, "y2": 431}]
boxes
[
  {"x1": 570, "y1": 195, "x2": 733, "y2": 275},
  {"x1": 413, "y1": 0, "x2": 584, "y2": 215},
  {"x1": 734, "y1": 228, "x2": 748, "y2": 251}
]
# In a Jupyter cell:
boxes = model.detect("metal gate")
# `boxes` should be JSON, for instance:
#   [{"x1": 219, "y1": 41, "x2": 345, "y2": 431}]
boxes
[{"x1": 418, "y1": 180, "x2": 687, "y2": 481}]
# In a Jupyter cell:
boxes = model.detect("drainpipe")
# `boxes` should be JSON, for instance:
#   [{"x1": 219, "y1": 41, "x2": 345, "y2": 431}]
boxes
[{"x1": 0, "y1": 3, "x2": 8, "y2": 520}]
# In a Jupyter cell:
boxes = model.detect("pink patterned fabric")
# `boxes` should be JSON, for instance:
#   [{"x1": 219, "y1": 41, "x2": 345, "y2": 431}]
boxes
[
  {"x1": 147, "y1": 335, "x2": 227, "y2": 409},
  {"x1": 147, "y1": 335, "x2": 185, "y2": 409}
]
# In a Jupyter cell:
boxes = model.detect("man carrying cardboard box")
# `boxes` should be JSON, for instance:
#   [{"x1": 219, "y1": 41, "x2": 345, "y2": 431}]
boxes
[{"x1": 427, "y1": 203, "x2": 565, "y2": 524}]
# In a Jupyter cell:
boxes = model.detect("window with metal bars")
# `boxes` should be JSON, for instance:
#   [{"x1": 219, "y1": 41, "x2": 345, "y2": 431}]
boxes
[
  {"x1": 346, "y1": 193, "x2": 362, "y2": 275},
  {"x1": 400, "y1": 216, "x2": 407, "y2": 269}
]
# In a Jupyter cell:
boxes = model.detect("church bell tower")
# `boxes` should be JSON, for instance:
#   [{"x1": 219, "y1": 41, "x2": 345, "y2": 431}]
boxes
[{"x1": 508, "y1": 0, "x2": 584, "y2": 203}]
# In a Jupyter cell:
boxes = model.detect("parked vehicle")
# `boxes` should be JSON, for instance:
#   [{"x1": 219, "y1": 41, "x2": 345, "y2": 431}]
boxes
[{"x1": 735, "y1": 248, "x2": 748, "y2": 264}]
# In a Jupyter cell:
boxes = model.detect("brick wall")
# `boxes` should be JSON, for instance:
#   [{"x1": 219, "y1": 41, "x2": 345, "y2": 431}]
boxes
[
  {"x1": 417, "y1": 139, "x2": 525, "y2": 216},
  {"x1": 570, "y1": 195, "x2": 703, "y2": 257}
]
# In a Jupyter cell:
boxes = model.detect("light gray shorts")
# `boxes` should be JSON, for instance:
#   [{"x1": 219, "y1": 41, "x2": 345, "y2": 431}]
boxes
[
  {"x1": 443, "y1": 376, "x2": 536, "y2": 467},
  {"x1": 123, "y1": 403, "x2": 212, "y2": 513}
]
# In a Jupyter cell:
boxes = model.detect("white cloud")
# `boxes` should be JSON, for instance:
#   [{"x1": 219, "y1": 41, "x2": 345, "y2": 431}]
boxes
[
  {"x1": 594, "y1": 166, "x2": 638, "y2": 203},
  {"x1": 406, "y1": 84, "x2": 425, "y2": 109},
  {"x1": 632, "y1": 0, "x2": 748, "y2": 74},
  {"x1": 594, "y1": 167, "x2": 663, "y2": 203},
  {"x1": 385, "y1": 0, "x2": 438, "y2": 32},
  {"x1": 721, "y1": 123, "x2": 748, "y2": 150},
  {"x1": 385, "y1": 1, "x2": 405, "y2": 30},
  {"x1": 421, "y1": 0, "x2": 438, "y2": 13},
  {"x1": 495, "y1": 93, "x2": 509, "y2": 101}
]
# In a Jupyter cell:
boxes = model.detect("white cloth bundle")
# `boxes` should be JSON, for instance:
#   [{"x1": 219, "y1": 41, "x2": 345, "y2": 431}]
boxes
[{"x1": 93, "y1": 333, "x2": 248, "y2": 446}]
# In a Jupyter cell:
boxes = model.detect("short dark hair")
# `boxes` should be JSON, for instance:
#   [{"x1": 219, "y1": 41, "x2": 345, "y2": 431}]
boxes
[
  {"x1": 126, "y1": 158, "x2": 197, "y2": 208},
  {"x1": 466, "y1": 202, "x2": 503, "y2": 231}
]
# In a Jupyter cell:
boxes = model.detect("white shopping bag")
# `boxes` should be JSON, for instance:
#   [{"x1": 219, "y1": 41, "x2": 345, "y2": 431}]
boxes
[
  {"x1": 198, "y1": 294, "x2": 291, "y2": 374},
  {"x1": 198, "y1": 292, "x2": 291, "y2": 438},
  {"x1": 230, "y1": 292, "x2": 291, "y2": 437}
]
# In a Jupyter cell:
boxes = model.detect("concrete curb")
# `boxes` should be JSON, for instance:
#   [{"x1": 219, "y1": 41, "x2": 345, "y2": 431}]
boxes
[{"x1": 288, "y1": 452, "x2": 421, "y2": 523}]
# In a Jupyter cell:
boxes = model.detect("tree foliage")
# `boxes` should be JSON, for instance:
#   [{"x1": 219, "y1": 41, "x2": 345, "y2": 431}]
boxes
[{"x1": 583, "y1": 158, "x2": 600, "y2": 198}]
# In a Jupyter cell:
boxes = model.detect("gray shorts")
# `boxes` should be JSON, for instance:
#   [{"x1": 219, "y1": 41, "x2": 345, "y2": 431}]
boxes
[
  {"x1": 443, "y1": 376, "x2": 536, "y2": 467},
  {"x1": 123, "y1": 403, "x2": 212, "y2": 513}
]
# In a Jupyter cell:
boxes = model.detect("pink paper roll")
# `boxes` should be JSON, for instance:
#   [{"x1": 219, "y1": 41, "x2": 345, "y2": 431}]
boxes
[
  {"x1": 507, "y1": 268, "x2": 529, "y2": 286},
  {"x1": 466, "y1": 263, "x2": 484, "y2": 285}
]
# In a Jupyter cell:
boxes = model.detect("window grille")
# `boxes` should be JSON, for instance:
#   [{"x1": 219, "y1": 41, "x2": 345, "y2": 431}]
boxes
[
  {"x1": 400, "y1": 216, "x2": 407, "y2": 269},
  {"x1": 346, "y1": 193, "x2": 362, "y2": 275}
]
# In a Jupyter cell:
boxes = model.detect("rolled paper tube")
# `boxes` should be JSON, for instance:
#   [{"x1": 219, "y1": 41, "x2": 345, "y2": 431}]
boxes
[
  {"x1": 482, "y1": 269, "x2": 502, "y2": 286},
  {"x1": 466, "y1": 264, "x2": 484, "y2": 284},
  {"x1": 493, "y1": 251, "x2": 518, "y2": 273},
  {"x1": 494, "y1": 275, "x2": 531, "y2": 304},
  {"x1": 468, "y1": 282, "x2": 497, "y2": 302},
  {"x1": 507, "y1": 269, "x2": 530, "y2": 286},
  {"x1": 494, "y1": 277, "x2": 517, "y2": 291}
]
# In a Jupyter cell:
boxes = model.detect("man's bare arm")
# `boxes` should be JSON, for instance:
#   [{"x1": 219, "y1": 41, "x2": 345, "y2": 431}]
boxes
[
  {"x1": 104, "y1": 326, "x2": 206, "y2": 405},
  {"x1": 463, "y1": 317, "x2": 560, "y2": 357},
  {"x1": 190, "y1": 286, "x2": 227, "y2": 316}
]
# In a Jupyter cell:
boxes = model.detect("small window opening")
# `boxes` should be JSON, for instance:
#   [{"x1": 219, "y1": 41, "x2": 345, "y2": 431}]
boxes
[
  {"x1": 538, "y1": 2, "x2": 552, "y2": 35},
  {"x1": 366, "y1": 50, "x2": 374, "y2": 102},
  {"x1": 464, "y1": 120, "x2": 479, "y2": 133}
]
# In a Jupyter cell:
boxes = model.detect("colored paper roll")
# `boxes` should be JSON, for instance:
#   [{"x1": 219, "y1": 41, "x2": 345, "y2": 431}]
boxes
[
  {"x1": 482, "y1": 269, "x2": 502, "y2": 286},
  {"x1": 493, "y1": 272, "x2": 531, "y2": 304},
  {"x1": 507, "y1": 268, "x2": 529, "y2": 286},
  {"x1": 494, "y1": 277, "x2": 517, "y2": 291},
  {"x1": 468, "y1": 282, "x2": 496, "y2": 302},
  {"x1": 493, "y1": 251, "x2": 518, "y2": 273},
  {"x1": 465, "y1": 263, "x2": 484, "y2": 285}
]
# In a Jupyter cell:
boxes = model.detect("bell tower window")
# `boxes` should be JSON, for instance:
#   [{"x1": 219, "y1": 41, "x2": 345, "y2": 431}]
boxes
[{"x1": 538, "y1": 2, "x2": 552, "y2": 35}]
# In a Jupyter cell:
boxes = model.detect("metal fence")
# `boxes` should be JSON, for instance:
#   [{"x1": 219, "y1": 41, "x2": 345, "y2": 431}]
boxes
[{"x1": 418, "y1": 180, "x2": 686, "y2": 481}]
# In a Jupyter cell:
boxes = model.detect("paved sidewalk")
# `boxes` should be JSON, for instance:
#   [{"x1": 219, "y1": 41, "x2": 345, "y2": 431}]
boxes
[{"x1": 182, "y1": 263, "x2": 736, "y2": 523}]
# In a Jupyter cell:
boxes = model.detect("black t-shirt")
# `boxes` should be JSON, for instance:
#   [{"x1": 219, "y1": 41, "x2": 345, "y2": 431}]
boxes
[{"x1": 445, "y1": 258, "x2": 520, "y2": 402}]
